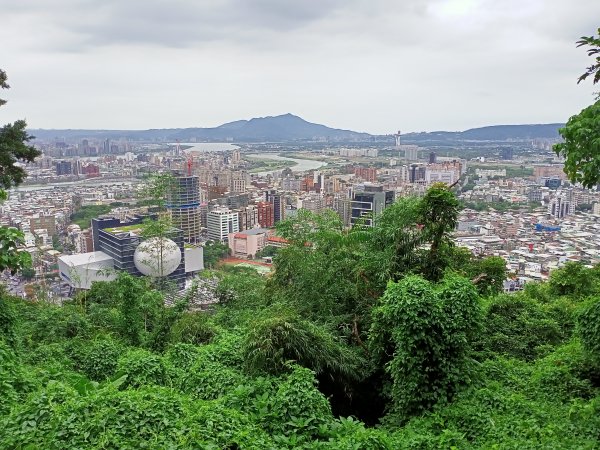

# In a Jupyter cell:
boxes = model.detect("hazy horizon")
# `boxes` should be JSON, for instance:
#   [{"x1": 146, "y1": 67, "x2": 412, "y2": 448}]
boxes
[
  {"x1": 1, "y1": 0, "x2": 598, "y2": 134},
  {"x1": 24, "y1": 113, "x2": 566, "y2": 136}
]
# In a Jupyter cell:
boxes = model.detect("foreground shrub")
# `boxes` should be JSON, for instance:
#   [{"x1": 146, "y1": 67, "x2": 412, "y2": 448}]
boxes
[{"x1": 116, "y1": 348, "x2": 168, "y2": 388}]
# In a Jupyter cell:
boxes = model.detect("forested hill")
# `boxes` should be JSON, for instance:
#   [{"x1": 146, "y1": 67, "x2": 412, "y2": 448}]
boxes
[
  {"x1": 1, "y1": 185, "x2": 599, "y2": 448},
  {"x1": 28, "y1": 114, "x2": 371, "y2": 142},
  {"x1": 461, "y1": 123, "x2": 563, "y2": 140},
  {"x1": 403, "y1": 123, "x2": 564, "y2": 142}
]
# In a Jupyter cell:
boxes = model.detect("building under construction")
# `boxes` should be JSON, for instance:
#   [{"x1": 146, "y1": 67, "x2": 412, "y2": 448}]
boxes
[{"x1": 167, "y1": 172, "x2": 202, "y2": 244}]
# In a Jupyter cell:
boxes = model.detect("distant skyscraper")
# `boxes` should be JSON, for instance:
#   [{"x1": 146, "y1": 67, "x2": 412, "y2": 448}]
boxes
[
  {"x1": 404, "y1": 146, "x2": 419, "y2": 162},
  {"x1": 429, "y1": 152, "x2": 437, "y2": 164},
  {"x1": 55, "y1": 160, "x2": 72, "y2": 176}
]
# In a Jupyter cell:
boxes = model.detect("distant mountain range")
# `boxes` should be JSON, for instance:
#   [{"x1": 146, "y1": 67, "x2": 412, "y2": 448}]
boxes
[
  {"x1": 403, "y1": 124, "x2": 564, "y2": 142},
  {"x1": 29, "y1": 114, "x2": 564, "y2": 143}
]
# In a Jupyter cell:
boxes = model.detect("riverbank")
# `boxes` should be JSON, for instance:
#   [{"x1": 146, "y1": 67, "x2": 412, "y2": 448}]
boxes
[
  {"x1": 244, "y1": 155, "x2": 297, "y2": 173},
  {"x1": 279, "y1": 152, "x2": 329, "y2": 162},
  {"x1": 246, "y1": 153, "x2": 327, "y2": 176}
]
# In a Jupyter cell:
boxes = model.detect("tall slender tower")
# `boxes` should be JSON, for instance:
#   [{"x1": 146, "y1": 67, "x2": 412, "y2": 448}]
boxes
[{"x1": 394, "y1": 130, "x2": 401, "y2": 160}]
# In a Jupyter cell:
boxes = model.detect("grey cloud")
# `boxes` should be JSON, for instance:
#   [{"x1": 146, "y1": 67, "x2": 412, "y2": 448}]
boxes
[
  {"x1": 2, "y1": 0, "x2": 600, "y2": 133},
  {"x1": 4, "y1": 0, "x2": 434, "y2": 50}
]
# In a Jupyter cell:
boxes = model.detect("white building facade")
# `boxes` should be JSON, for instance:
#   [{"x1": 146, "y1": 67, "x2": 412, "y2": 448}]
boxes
[{"x1": 207, "y1": 207, "x2": 240, "y2": 242}]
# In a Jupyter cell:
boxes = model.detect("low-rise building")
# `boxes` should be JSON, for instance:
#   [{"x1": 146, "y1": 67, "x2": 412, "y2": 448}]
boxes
[{"x1": 228, "y1": 228, "x2": 269, "y2": 259}]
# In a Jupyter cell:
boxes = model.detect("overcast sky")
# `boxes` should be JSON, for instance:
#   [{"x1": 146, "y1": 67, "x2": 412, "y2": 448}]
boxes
[{"x1": 1, "y1": 0, "x2": 598, "y2": 134}]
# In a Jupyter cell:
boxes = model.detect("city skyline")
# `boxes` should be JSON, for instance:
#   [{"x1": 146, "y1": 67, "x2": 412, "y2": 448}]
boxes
[{"x1": 1, "y1": 0, "x2": 599, "y2": 134}]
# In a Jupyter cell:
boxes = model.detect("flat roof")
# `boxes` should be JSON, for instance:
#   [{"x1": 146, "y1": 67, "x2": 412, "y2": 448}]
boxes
[
  {"x1": 240, "y1": 228, "x2": 269, "y2": 235},
  {"x1": 59, "y1": 251, "x2": 113, "y2": 266},
  {"x1": 103, "y1": 223, "x2": 146, "y2": 234}
]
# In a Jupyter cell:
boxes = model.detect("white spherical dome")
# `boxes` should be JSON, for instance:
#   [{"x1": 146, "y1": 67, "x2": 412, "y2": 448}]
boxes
[{"x1": 134, "y1": 237, "x2": 181, "y2": 277}]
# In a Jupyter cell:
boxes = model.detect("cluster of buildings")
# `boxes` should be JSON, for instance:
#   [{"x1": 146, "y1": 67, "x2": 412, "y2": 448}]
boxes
[
  {"x1": 457, "y1": 161, "x2": 600, "y2": 288},
  {"x1": 35, "y1": 138, "x2": 132, "y2": 158},
  {"x1": 8, "y1": 133, "x2": 600, "y2": 298},
  {"x1": 0, "y1": 183, "x2": 139, "y2": 282},
  {"x1": 456, "y1": 207, "x2": 600, "y2": 287}
]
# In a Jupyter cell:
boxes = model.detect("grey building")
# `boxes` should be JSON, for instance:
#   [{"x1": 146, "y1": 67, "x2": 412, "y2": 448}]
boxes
[
  {"x1": 351, "y1": 185, "x2": 395, "y2": 227},
  {"x1": 92, "y1": 215, "x2": 186, "y2": 288}
]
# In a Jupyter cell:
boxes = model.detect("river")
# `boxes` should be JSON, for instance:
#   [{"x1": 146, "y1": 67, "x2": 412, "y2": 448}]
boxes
[{"x1": 247, "y1": 154, "x2": 327, "y2": 176}]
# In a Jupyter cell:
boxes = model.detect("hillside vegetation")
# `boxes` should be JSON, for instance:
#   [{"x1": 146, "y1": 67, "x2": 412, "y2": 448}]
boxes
[{"x1": 1, "y1": 184, "x2": 599, "y2": 448}]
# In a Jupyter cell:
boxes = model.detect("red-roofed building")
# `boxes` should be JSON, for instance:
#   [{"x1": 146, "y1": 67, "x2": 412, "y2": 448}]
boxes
[{"x1": 267, "y1": 236, "x2": 290, "y2": 248}]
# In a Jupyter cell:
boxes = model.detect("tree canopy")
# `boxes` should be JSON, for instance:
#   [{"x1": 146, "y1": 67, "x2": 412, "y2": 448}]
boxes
[
  {"x1": 0, "y1": 69, "x2": 40, "y2": 273},
  {"x1": 0, "y1": 69, "x2": 40, "y2": 194},
  {"x1": 576, "y1": 27, "x2": 600, "y2": 86},
  {"x1": 1, "y1": 184, "x2": 600, "y2": 447},
  {"x1": 554, "y1": 28, "x2": 600, "y2": 188}
]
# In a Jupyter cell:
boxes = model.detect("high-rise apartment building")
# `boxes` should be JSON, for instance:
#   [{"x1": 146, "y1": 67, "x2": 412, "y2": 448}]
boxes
[
  {"x1": 207, "y1": 207, "x2": 239, "y2": 242},
  {"x1": 409, "y1": 164, "x2": 427, "y2": 183},
  {"x1": 354, "y1": 167, "x2": 377, "y2": 183},
  {"x1": 333, "y1": 195, "x2": 352, "y2": 227},
  {"x1": 548, "y1": 195, "x2": 575, "y2": 219},
  {"x1": 401, "y1": 145, "x2": 419, "y2": 162},
  {"x1": 299, "y1": 194, "x2": 323, "y2": 213},
  {"x1": 257, "y1": 202, "x2": 274, "y2": 228},
  {"x1": 237, "y1": 205, "x2": 258, "y2": 231},
  {"x1": 266, "y1": 190, "x2": 285, "y2": 223}
]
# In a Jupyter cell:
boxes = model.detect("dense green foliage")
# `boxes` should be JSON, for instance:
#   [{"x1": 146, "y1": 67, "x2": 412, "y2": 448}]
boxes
[
  {"x1": 576, "y1": 27, "x2": 600, "y2": 86},
  {"x1": 554, "y1": 28, "x2": 600, "y2": 187},
  {"x1": 0, "y1": 69, "x2": 40, "y2": 273},
  {"x1": 578, "y1": 296, "x2": 600, "y2": 364},
  {"x1": 0, "y1": 69, "x2": 41, "y2": 194},
  {"x1": 1, "y1": 184, "x2": 599, "y2": 448},
  {"x1": 463, "y1": 199, "x2": 526, "y2": 212},
  {"x1": 203, "y1": 241, "x2": 230, "y2": 268},
  {"x1": 554, "y1": 99, "x2": 600, "y2": 188},
  {"x1": 0, "y1": 226, "x2": 32, "y2": 274},
  {"x1": 70, "y1": 204, "x2": 113, "y2": 229},
  {"x1": 256, "y1": 245, "x2": 279, "y2": 258},
  {"x1": 370, "y1": 274, "x2": 480, "y2": 421}
]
